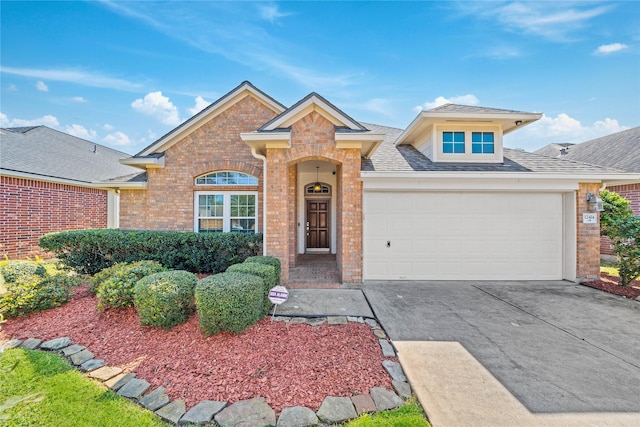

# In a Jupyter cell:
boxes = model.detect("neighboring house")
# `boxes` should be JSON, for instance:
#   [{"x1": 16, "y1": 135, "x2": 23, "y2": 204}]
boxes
[
  {"x1": 103, "y1": 81, "x2": 638, "y2": 284},
  {"x1": 535, "y1": 127, "x2": 640, "y2": 255},
  {"x1": 0, "y1": 126, "x2": 140, "y2": 259}
]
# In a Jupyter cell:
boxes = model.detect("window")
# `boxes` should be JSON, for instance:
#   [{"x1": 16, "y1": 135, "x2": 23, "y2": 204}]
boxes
[
  {"x1": 443, "y1": 131, "x2": 465, "y2": 154},
  {"x1": 196, "y1": 171, "x2": 258, "y2": 186},
  {"x1": 472, "y1": 132, "x2": 495, "y2": 154},
  {"x1": 195, "y1": 192, "x2": 257, "y2": 233},
  {"x1": 305, "y1": 183, "x2": 331, "y2": 194}
]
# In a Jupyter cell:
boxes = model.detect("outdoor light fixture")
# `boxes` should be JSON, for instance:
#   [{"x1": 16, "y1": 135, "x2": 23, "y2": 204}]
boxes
[
  {"x1": 515, "y1": 120, "x2": 523, "y2": 126},
  {"x1": 313, "y1": 166, "x2": 322, "y2": 193},
  {"x1": 586, "y1": 192, "x2": 604, "y2": 212}
]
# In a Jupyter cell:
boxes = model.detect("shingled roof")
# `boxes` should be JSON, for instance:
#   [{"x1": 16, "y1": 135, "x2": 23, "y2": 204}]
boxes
[
  {"x1": 534, "y1": 127, "x2": 640, "y2": 173},
  {"x1": 1, "y1": 126, "x2": 143, "y2": 184}
]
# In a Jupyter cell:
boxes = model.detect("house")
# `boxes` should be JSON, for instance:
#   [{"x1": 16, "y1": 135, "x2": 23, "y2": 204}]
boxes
[
  {"x1": 102, "y1": 81, "x2": 638, "y2": 284},
  {"x1": 535, "y1": 127, "x2": 640, "y2": 256},
  {"x1": 0, "y1": 126, "x2": 140, "y2": 259}
]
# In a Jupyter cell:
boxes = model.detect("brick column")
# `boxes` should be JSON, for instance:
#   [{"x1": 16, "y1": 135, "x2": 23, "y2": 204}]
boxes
[
  {"x1": 576, "y1": 182, "x2": 601, "y2": 280},
  {"x1": 339, "y1": 150, "x2": 363, "y2": 284},
  {"x1": 266, "y1": 150, "x2": 290, "y2": 283}
]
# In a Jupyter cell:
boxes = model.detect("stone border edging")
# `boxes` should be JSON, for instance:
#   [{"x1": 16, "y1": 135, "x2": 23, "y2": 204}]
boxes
[{"x1": 1, "y1": 315, "x2": 412, "y2": 426}]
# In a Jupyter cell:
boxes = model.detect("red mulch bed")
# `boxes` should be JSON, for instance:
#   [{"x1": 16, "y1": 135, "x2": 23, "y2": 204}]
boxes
[
  {"x1": 1, "y1": 285, "x2": 393, "y2": 412},
  {"x1": 582, "y1": 273, "x2": 640, "y2": 300}
]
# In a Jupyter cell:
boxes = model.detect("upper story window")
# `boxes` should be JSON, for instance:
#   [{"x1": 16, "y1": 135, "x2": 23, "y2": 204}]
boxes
[
  {"x1": 442, "y1": 131, "x2": 465, "y2": 154},
  {"x1": 195, "y1": 171, "x2": 258, "y2": 186},
  {"x1": 472, "y1": 132, "x2": 495, "y2": 154}
]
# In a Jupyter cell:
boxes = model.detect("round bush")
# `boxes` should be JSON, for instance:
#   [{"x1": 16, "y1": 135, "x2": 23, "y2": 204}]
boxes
[
  {"x1": 226, "y1": 263, "x2": 277, "y2": 314},
  {"x1": 195, "y1": 272, "x2": 264, "y2": 336},
  {"x1": 1, "y1": 261, "x2": 46, "y2": 283},
  {"x1": 94, "y1": 260, "x2": 166, "y2": 310},
  {"x1": 134, "y1": 270, "x2": 197, "y2": 330},
  {"x1": 243, "y1": 256, "x2": 281, "y2": 280}
]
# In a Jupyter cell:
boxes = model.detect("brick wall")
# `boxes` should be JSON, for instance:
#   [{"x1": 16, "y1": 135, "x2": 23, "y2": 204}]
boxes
[
  {"x1": 576, "y1": 182, "x2": 601, "y2": 280},
  {"x1": 119, "y1": 96, "x2": 276, "y2": 231},
  {"x1": 600, "y1": 183, "x2": 640, "y2": 255},
  {"x1": 1, "y1": 176, "x2": 107, "y2": 259}
]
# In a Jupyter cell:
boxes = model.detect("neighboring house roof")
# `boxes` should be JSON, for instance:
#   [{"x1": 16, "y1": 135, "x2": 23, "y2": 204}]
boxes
[
  {"x1": 533, "y1": 143, "x2": 574, "y2": 158},
  {"x1": 535, "y1": 127, "x2": 640, "y2": 173},
  {"x1": 362, "y1": 122, "x2": 624, "y2": 174},
  {"x1": 0, "y1": 126, "x2": 142, "y2": 185}
]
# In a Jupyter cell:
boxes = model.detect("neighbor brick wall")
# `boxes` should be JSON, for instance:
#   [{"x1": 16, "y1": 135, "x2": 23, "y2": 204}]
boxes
[
  {"x1": 1, "y1": 176, "x2": 107, "y2": 259},
  {"x1": 266, "y1": 112, "x2": 362, "y2": 284},
  {"x1": 600, "y1": 183, "x2": 640, "y2": 255},
  {"x1": 576, "y1": 182, "x2": 601, "y2": 280},
  {"x1": 119, "y1": 96, "x2": 277, "y2": 232}
]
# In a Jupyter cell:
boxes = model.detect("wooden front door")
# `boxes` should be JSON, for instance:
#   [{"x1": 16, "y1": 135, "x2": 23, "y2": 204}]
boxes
[{"x1": 306, "y1": 199, "x2": 329, "y2": 249}]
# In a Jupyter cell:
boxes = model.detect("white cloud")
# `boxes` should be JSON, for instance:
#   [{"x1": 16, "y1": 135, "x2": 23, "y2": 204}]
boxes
[
  {"x1": 102, "y1": 123, "x2": 115, "y2": 131},
  {"x1": 259, "y1": 4, "x2": 292, "y2": 22},
  {"x1": 0, "y1": 113, "x2": 59, "y2": 128},
  {"x1": 188, "y1": 96, "x2": 211, "y2": 116},
  {"x1": 504, "y1": 112, "x2": 629, "y2": 151},
  {"x1": 1, "y1": 66, "x2": 143, "y2": 91},
  {"x1": 36, "y1": 81, "x2": 48, "y2": 92},
  {"x1": 72, "y1": 96, "x2": 87, "y2": 103},
  {"x1": 102, "y1": 131, "x2": 132, "y2": 146},
  {"x1": 415, "y1": 94, "x2": 480, "y2": 112},
  {"x1": 7, "y1": 84, "x2": 18, "y2": 91},
  {"x1": 131, "y1": 91, "x2": 181, "y2": 126},
  {"x1": 65, "y1": 124, "x2": 97, "y2": 140},
  {"x1": 595, "y1": 43, "x2": 628, "y2": 54}
]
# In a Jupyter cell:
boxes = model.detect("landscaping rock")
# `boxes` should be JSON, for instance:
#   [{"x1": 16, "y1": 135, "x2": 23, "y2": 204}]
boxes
[
  {"x1": 70, "y1": 349, "x2": 94, "y2": 366},
  {"x1": 215, "y1": 397, "x2": 276, "y2": 427},
  {"x1": 0, "y1": 339, "x2": 22, "y2": 353},
  {"x1": 271, "y1": 316, "x2": 291, "y2": 322},
  {"x1": 379, "y1": 339, "x2": 395, "y2": 357},
  {"x1": 304, "y1": 317, "x2": 326, "y2": 327},
  {"x1": 139, "y1": 387, "x2": 170, "y2": 411},
  {"x1": 179, "y1": 400, "x2": 227, "y2": 425},
  {"x1": 382, "y1": 360, "x2": 407, "y2": 382},
  {"x1": 392, "y1": 380, "x2": 412, "y2": 399},
  {"x1": 373, "y1": 329, "x2": 387, "y2": 339},
  {"x1": 155, "y1": 400, "x2": 186, "y2": 424},
  {"x1": 350, "y1": 394, "x2": 377, "y2": 415},
  {"x1": 277, "y1": 406, "x2": 318, "y2": 426},
  {"x1": 61, "y1": 344, "x2": 85, "y2": 356},
  {"x1": 327, "y1": 316, "x2": 348, "y2": 325},
  {"x1": 88, "y1": 366, "x2": 123, "y2": 381},
  {"x1": 370, "y1": 387, "x2": 403, "y2": 411},
  {"x1": 40, "y1": 337, "x2": 71, "y2": 350},
  {"x1": 117, "y1": 378, "x2": 150, "y2": 399},
  {"x1": 316, "y1": 396, "x2": 357, "y2": 423},
  {"x1": 81, "y1": 359, "x2": 104, "y2": 371},
  {"x1": 365, "y1": 319, "x2": 380, "y2": 329},
  {"x1": 290, "y1": 317, "x2": 308, "y2": 324},
  {"x1": 347, "y1": 316, "x2": 364, "y2": 323},
  {"x1": 20, "y1": 338, "x2": 42, "y2": 350},
  {"x1": 105, "y1": 373, "x2": 135, "y2": 390}
]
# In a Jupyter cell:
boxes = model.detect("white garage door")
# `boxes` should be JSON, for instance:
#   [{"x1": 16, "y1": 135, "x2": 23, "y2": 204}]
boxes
[{"x1": 363, "y1": 192, "x2": 564, "y2": 280}]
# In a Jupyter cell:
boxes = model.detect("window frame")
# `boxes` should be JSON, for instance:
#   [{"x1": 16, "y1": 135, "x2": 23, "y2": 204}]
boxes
[
  {"x1": 194, "y1": 191, "x2": 258, "y2": 233},
  {"x1": 195, "y1": 171, "x2": 258, "y2": 186},
  {"x1": 435, "y1": 125, "x2": 502, "y2": 163}
]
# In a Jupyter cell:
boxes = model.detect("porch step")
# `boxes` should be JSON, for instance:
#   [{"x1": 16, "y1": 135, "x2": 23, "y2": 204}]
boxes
[{"x1": 288, "y1": 254, "x2": 341, "y2": 289}]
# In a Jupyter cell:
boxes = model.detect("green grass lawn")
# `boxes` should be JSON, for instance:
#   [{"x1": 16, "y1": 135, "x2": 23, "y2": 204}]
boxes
[
  {"x1": 0, "y1": 348, "x2": 168, "y2": 427},
  {"x1": 343, "y1": 398, "x2": 431, "y2": 427}
]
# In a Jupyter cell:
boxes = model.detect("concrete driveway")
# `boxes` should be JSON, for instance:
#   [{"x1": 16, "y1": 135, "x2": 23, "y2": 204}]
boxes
[{"x1": 363, "y1": 281, "x2": 640, "y2": 426}]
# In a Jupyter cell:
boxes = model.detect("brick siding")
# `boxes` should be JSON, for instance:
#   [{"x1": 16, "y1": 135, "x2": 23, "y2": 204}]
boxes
[
  {"x1": 600, "y1": 183, "x2": 640, "y2": 255},
  {"x1": 576, "y1": 182, "x2": 601, "y2": 280},
  {"x1": 1, "y1": 176, "x2": 107, "y2": 259}
]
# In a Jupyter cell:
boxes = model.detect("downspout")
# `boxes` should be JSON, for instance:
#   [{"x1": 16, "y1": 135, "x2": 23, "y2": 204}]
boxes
[{"x1": 250, "y1": 147, "x2": 268, "y2": 256}]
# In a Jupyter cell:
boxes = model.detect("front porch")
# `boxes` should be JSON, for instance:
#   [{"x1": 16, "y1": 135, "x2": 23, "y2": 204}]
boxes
[{"x1": 287, "y1": 254, "x2": 341, "y2": 289}]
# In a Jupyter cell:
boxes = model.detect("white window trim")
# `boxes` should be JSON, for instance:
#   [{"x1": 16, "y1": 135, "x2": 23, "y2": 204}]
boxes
[
  {"x1": 434, "y1": 124, "x2": 503, "y2": 163},
  {"x1": 194, "y1": 191, "x2": 258, "y2": 233},
  {"x1": 194, "y1": 171, "x2": 258, "y2": 186}
]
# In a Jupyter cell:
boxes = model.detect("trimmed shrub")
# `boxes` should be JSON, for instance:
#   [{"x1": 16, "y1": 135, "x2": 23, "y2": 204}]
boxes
[
  {"x1": 195, "y1": 272, "x2": 264, "y2": 336},
  {"x1": 0, "y1": 260, "x2": 79, "y2": 318},
  {"x1": 243, "y1": 256, "x2": 281, "y2": 280},
  {"x1": 226, "y1": 262, "x2": 277, "y2": 314},
  {"x1": 134, "y1": 270, "x2": 197, "y2": 329},
  {"x1": 94, "y1": 261, "x2": 167, "y2": 310},
  {"x1": 39, "y1": 229, "x2": 262, "y2": 275}
]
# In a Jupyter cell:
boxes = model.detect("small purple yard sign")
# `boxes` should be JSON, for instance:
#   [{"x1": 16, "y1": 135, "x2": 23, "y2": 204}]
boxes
[{"x1": 268, "y1": 285, "x2": 289, "y2": 305}]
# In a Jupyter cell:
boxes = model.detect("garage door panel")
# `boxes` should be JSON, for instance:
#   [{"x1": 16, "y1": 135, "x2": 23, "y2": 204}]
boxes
[{"x1": 364, "y1": 192, "x2": 564, "y2": 280}]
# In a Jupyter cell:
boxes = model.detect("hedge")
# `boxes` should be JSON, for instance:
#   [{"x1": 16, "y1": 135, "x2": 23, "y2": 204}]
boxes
[
  {"x1": 93, "y1": 261, "x2": 167, "y2": 310},
  {"x1": 226, "y1": 262, "x2": 277, "y2": 314},
  {"x1": 243, "y1": 256, "x2": 281, "y2": 280},
  {"x1": 39, "y1": 229, "x2": 263, "y2": 275},
  {"x1": 195, "y1": 272, "x2": 264, "y2": 336},
  {"x1": 134, "y1": 270, "x2": 197, "y2": 329}
]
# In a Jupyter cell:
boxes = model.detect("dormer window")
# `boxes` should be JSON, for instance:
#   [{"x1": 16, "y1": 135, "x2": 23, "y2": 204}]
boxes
[
  {"x1": 471, "y1": 132, "x2": 495, "y2": 154},
  {"x1": 442, "y1": 132, "x2": 465, "y2": 154}
]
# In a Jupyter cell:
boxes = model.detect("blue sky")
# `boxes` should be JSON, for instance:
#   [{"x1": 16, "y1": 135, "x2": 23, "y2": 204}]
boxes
[{"x1": 1, "y1": 1, "x2": 639, "y2": 154}]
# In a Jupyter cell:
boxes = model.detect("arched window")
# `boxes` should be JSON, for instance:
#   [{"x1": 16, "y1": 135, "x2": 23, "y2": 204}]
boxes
[
  {"x1": 305, "y1": 183, "x2": 331, "y2": 194},
  {"x1": 195, "y1": 171, "x2": 258, "y2": 186}
]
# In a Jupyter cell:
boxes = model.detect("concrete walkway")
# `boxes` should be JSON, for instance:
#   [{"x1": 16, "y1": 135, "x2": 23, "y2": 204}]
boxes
[
  {"x1": 364, "y1": 281, "x2": 640, "y2": 427},
  {"x1": 274, "y1": 289, "x2": 374, "y2": 318}
]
